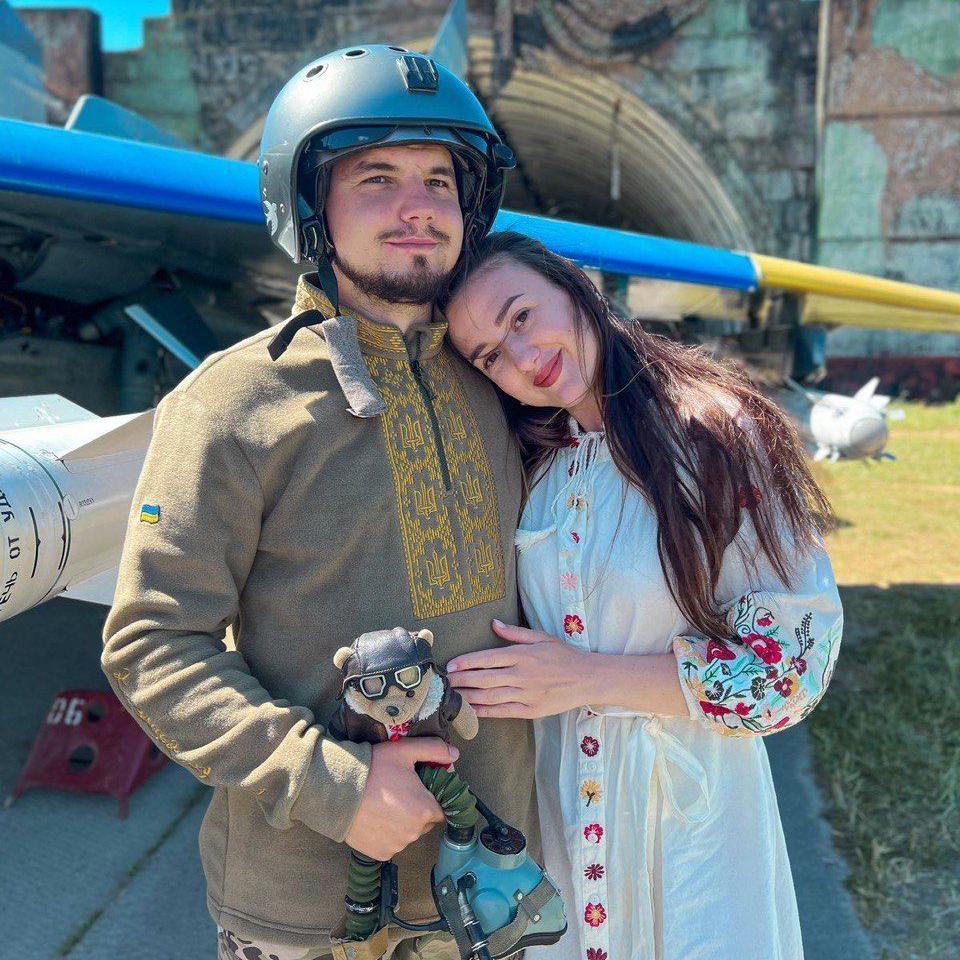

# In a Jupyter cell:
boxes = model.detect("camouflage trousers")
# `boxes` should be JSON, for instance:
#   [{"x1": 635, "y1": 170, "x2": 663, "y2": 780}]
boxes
[{"x1": 217, "y1": 925, "x2": 460, "y2": 960}]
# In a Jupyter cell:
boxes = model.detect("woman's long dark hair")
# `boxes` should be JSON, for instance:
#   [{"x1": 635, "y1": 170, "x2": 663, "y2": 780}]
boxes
[{"x1": 445, "y1": 231, "x2": 833, "y2": 640}]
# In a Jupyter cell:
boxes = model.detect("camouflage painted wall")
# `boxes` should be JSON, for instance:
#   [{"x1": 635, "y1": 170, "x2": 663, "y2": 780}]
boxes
[
  {"x1": 102, "y1": 16, "x2": 203, "y2": 147},
  {"x1": 112, "y1": 0, "x2": 460, "y2": 154},
  {"x1": 95, "y1": 0, "x2": 825, "y2": 257},
  {"x1": 17, "y1": 7, "x2": 101, "y2": 125},
  {"x1": 819, "y1": 0, "x2": 960, "y2": 360},
  {"x1": 19, "y1": 1, "x2": 960, "y2": 365},
  {"x1": 481, "y1": 0, "x2": 820, "y2": 257}
]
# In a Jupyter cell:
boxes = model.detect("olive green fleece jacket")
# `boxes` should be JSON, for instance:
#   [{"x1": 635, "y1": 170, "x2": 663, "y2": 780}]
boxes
[{"x1": 101, "y1": 274, "x2": 538, "y2": 948}]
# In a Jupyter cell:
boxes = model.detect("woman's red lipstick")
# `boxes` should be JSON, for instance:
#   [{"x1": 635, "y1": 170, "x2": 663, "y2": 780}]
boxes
[{"x1": 534, "y1": 350, "x2": 563, "y2": 388}]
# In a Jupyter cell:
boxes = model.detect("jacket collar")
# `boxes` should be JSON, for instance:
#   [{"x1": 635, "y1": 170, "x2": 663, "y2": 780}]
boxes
[{"x1": 293, "y1": 273, "x2": 447, "y2": 362}]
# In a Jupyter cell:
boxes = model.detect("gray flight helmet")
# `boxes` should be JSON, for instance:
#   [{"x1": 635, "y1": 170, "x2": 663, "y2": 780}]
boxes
[{"x1": 258, "y1": 44, "x2": 516, "y2": 267}]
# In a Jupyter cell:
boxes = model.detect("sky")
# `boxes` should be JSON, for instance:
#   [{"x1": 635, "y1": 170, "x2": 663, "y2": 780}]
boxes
[{"x1": 11, "y1": 1, "x2": 171, "y2": 52}]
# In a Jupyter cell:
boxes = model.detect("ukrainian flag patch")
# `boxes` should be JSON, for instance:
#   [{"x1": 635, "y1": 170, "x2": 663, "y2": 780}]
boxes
[{"x1": 140, "y1": 504, "x2": 160, "y2": 524}]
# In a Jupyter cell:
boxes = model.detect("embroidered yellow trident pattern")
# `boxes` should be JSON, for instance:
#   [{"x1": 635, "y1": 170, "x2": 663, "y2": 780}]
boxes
[
  {"x1": 366, "y1": 349, "x2": 505, "y2": 618},
  {"x1": 292, "y1": 279, "x2": 506, "y2": 619}
]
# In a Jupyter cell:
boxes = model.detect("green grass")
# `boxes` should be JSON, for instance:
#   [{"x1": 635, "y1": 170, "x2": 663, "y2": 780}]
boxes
[
  {"x1": 808, "y1": 399, "x2": 960, "y2": 960},
  {"x1": 815, "y1": 399, "x2": 960, "y2": 585}
]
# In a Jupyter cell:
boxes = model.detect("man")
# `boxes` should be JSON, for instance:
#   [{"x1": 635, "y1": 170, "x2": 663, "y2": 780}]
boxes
[{"x1": 101, "y1": 45, "x2": 536, "y2": 960}]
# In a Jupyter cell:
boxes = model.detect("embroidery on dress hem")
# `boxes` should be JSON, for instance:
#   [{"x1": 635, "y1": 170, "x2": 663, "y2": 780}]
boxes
[
  {"x1": 581, "y1": 779, "x2": 602, "y2": 805},
  {"x1": 583, "y1": 823, "x2": 603, "y2": 843},
  {"x1": 584, "y1": 902, "x2": 607, "y2": 927}
]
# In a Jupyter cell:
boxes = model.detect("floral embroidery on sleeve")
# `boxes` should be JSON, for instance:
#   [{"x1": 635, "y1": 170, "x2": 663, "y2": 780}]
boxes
[{"x1": 674, "y1": 591, "x2": 841, "y2": 737}]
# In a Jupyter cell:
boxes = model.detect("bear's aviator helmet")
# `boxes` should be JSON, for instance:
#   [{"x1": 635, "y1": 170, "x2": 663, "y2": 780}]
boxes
[
  {"x1": 340, "y1": 628, "x2": 434, "y2": 699},
  {"x1": 259, "y1": 44, "x2": 515, "y2": 358}
]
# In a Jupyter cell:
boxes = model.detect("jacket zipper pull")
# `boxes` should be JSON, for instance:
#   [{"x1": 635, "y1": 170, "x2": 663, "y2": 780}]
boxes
[{"x1": 410, "y1": 341, "x2": 435, "y2": 400}]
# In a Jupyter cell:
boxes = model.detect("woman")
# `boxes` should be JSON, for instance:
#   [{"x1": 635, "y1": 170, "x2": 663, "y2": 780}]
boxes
[{"x1": 442, "y1": 231, "x2": 842, "y2": 960}]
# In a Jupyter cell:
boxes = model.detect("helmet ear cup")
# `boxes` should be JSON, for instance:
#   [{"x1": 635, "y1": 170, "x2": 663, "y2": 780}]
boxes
[
  {"x1": 314, "y1": 167, "x2": 334, "y2": 254},
  {"x1": 447, "y1": 148, "x2": 486, "y2": 238},
  {"x1": 297, "y1": 165, "x2": 335, "y2": 263}
]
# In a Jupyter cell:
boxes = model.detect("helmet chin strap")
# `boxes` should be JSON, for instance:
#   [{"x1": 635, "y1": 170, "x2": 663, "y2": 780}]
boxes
[
  {"x1": 313, "y1": 248, "x2": 342, "y2": 316},
  {"x1": 266, "y1": 233, "x2": 386, "y2": 418},
  {"x1": 266, "y1": 228, "x2": 342, "y2": 361}
]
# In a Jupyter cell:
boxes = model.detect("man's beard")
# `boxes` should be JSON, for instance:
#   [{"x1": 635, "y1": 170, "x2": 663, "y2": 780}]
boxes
[{"x1": 331, "y1": 247, "x2": 454, "y2": 305}]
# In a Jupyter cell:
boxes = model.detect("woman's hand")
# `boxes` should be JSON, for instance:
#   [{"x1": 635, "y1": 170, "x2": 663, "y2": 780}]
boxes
[{"x1": 446, "y1": 619, "x2": 592, "y2": 719}]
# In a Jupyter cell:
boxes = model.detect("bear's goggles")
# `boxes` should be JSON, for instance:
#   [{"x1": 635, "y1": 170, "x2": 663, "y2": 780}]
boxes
[{"x1": 348, "y1": 663, "x2": 431, "y2": 699}]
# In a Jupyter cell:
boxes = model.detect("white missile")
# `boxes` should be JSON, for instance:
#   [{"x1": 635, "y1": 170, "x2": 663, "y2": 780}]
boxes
[
  {"x1": 0, "y1": 395, "x2": 154, "y2": 623},
  {"x1": 782, "y1": 377, "x2": 903, "y2": 463}
]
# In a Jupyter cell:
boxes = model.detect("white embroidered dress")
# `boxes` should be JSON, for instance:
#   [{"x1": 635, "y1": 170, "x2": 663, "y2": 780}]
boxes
[{"x1": 516, "y1": 421, "x2": 843, "y2": 960}]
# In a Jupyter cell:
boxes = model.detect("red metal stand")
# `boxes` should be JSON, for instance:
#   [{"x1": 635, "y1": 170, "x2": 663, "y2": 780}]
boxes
[{"x1": 9, "y1": 688, "x2": 168, "y2": 818}]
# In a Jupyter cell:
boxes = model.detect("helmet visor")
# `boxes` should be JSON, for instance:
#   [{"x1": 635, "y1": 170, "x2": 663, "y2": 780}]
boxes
[
  {"x1": 302, "y1": 124, "x2": 491, "y2": 169},
  {"x1": 298, "y1": 124, "x2": 490, "y2": 219},
  {"x1": 316, "y1": 125, "x2": 399, "y2": 152}
]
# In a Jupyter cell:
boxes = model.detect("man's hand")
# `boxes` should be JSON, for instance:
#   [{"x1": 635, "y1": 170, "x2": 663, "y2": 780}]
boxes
[{"x1": 344, "y1": 738, "x2": 458, "y2": 861}]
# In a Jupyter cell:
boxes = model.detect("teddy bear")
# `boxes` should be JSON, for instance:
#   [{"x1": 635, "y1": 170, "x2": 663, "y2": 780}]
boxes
[
  {"x1": 328, "y1": 628, "x2": 566, "y2": 960},
  {"x1": 328, "y1": 627, "x2": 481, "y2": 954},
  {"x1": 329, "y1": 626, "x2": 479, "y2": 747}
]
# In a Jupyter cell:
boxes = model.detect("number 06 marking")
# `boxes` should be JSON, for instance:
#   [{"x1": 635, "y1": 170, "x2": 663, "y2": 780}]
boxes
[{"x1": 46, "y1": 696, "x2": 86, "y2": 726}]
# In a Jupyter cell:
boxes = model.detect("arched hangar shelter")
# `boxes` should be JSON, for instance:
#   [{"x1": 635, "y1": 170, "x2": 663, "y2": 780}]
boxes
[{"x1": 469, "y1": 37, "x2": 754, "y2": 251}]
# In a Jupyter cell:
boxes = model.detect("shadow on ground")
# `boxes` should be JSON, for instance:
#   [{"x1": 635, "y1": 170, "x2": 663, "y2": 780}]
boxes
[{"x1": 809, "y1": 584, "x2": 960, "y2": 960}]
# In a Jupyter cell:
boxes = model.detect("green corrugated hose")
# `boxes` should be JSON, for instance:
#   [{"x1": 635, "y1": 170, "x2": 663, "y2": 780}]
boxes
[{"x1": 344, "y1": 764, "x2": 479, "y2": 941}]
